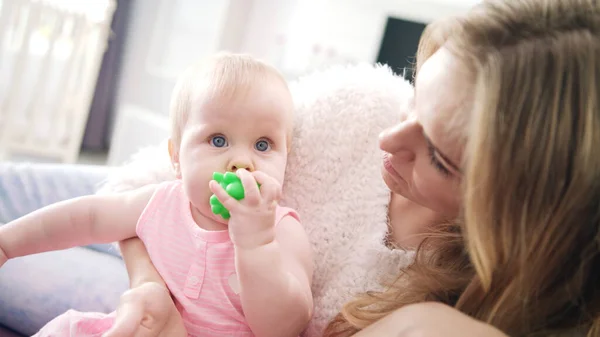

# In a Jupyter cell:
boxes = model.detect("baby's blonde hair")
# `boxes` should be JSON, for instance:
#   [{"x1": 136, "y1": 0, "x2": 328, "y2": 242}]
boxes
[{"x1": 169, "y1": 52, "x2": 292, "y2": 148}]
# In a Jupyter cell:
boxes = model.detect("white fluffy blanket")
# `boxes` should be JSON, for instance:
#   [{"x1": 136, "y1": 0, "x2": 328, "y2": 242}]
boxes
[{"x1": 98, "y1": 63, "x2": 415, "y2": 337}]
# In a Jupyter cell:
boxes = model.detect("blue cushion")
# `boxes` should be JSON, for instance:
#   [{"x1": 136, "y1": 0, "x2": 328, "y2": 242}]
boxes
[
  {"x1": 0, "y1": 247, "x2": 128, "y2": 336},
  {"x1": 0, "y1": 164, "x2": 126, "y2": 335},
  {"x1": 86, "y1": 244, "x2": 122, "y2": 258},
  {"x1": 0, "y1": 163, "x2": 109, "y2": 224}
]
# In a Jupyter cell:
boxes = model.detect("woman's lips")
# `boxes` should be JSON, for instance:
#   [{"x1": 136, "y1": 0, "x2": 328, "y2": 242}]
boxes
[{"x1": 383, "y1": 153, "x2": 404, "y2": 182}]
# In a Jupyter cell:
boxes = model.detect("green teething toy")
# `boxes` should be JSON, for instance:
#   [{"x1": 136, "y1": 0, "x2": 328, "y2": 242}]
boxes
[
  {"x1": 211, "y1": 171, "x2": 261, "y2": 220},
  {"x1": 210, "y1": 172, "x2": 243, "y2": 220}
]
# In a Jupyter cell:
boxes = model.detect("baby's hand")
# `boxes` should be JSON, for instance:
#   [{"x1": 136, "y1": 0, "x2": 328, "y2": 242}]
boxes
[{"x1": 209, "y1": 169, "x2": 280, "y2": 249}]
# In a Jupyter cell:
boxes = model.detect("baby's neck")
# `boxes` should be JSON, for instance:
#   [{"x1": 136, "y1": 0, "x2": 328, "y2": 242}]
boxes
[
  {"x1": 387, "y1": 193, "x2": 446, "y2": 249},
  {"x1": 189, "y1": 204, "x2": 228, "y2": 231}
]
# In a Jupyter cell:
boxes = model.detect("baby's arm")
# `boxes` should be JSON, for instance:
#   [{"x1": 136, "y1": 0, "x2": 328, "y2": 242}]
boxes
[
  {"x1": 236, "y1": 215, "x2": 313, "y2": 337},
  {"x1": 0, "y1": 185, "x2": 156, "y2": 264}
]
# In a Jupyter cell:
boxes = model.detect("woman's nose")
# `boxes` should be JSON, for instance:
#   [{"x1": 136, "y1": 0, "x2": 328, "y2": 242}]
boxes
[{"x1": 379, "y1": 118, "x2": 422, "y2": 154}]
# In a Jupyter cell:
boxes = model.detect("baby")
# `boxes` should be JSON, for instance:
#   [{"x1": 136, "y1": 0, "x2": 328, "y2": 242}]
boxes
[{"x1": 0, "y1": 53, "x2": 313, "y2": 337}]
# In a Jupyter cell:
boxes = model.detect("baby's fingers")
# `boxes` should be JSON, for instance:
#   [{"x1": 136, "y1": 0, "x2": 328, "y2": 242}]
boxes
[
  {"x1": 237, "y1": 169, "x2": 261, "y2": 205},
  {"x1": 252, "y1": 171, "x2": 281, "y2": 204},
  {"x1": 209, "y1": 180, "x2": 239, "y2": 212}
]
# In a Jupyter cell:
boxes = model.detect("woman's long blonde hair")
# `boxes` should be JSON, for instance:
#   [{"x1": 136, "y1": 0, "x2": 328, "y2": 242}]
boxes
[{"x1": 325, "y1": 0, "x2": 600, "y2": 336}]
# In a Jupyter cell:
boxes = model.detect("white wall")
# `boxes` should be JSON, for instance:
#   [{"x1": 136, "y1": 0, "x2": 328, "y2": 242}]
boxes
[
  {"x1": 108, "y1": 0, "x2": 480, "y2": 165},
  {"x1": 278, "y1": 0, "x2": 480, "y2": 77},
  {"x1": 219, "y1": 0, "x2": 481, "y2": 78},
  {"x1": 237, "y1": 0, "x2": 300, "y2": 66},
  {"x1": 109, "y1": 0, "x2": 240, "y2": 165}
]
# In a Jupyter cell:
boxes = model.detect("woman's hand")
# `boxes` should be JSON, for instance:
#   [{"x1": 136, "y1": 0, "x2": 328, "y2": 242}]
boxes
[
  {"x1": 103, "y1": 282, "x2": 187, "y2": 337},
  {"x1": 353, "y1": 302, "x2": 508, "y2": 337},
  {"x1": 105, "y1": 237, "x2": 187, "y2": 337}
]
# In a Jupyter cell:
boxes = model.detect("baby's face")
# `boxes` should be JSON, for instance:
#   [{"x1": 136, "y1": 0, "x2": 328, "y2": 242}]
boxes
[{"x1": 175, "y1": 81, "x2": 293, "y2": 224}]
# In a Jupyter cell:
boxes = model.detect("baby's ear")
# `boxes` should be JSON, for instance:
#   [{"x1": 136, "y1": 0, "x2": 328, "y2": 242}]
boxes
[{"x1": 168, "y1": 139, "x2": 182, "y2": 178}]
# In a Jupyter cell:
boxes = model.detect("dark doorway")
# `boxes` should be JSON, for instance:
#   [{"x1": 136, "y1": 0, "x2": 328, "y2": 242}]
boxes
[{"x1": 376, "y1": 17, "x2": 427, "y2": 83}]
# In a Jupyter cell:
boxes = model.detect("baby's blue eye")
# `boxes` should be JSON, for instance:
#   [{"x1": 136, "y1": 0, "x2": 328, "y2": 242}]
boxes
[
  {"x1": 255, "y1": 139, "x2": 270, "y2": 152},
  {"x1": 210, "y1": 135, "x2": 228, "y2": 148}
]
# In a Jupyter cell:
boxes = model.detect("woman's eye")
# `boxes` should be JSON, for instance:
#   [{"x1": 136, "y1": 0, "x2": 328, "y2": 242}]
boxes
[
  {"x1": 255, "y1": 139, "x2": 271, "y2": 152},
  {"x1": 210, "y1": 135, "x2": 228, "y2": 148},
  {"x1": 427, "y1": 143, "x2": 451, "y2": 177},
  {"x1": 430, "y1": 154, "x2": 451, "y2": 177}
]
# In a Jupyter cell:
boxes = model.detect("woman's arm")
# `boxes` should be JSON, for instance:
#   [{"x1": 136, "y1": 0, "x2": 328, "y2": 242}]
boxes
[
  {"x1": 104, "y1": 237, "x2": 188, "y2": 337},
  {"x1": 352, "y1": 302, "x2": 508, "y2": 337},
  {"x1": 119, "y1": 237, "x2": 165, "y2": 288}
]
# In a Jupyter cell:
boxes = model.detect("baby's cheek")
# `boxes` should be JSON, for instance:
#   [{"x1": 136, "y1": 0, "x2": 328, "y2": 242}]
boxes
[
  {"x1": 272, "y1": 168, "x2": 286, "y2": 184},
  {"x1": 183, "y1": 177, "x2": 210, "y2": 204},
  {"x1": 268, "y1": 157, "x2": 288, "y2": 184}
]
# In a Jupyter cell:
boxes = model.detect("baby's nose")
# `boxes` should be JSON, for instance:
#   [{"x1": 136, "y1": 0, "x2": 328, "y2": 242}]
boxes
[{"x1": 227, "y1": 161, "x2": 254, "y2": 172}]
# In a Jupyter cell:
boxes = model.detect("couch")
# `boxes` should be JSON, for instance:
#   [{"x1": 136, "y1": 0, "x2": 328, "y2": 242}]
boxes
[{"x1": 0, "y1": 163, "x2": 129, "y2": 336}]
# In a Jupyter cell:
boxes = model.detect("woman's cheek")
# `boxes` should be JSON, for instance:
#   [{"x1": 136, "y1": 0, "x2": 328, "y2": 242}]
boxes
[{"x1": 415, "y1": 168, "x2": 443, "y2": 200}]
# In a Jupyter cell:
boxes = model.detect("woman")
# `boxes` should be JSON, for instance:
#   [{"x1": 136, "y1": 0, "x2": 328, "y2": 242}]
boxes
[
  {"x1": 107, "y1": 0, "x2": 600, "y2": 336},
  {"x1": 326, "y1": 0, "x2": 600, "y2": 336}
]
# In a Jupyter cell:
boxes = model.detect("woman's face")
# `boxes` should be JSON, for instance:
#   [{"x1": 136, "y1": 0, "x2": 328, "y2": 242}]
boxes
[{"x1": 380, "y1": 48, "x2": 472, "y2": 218}]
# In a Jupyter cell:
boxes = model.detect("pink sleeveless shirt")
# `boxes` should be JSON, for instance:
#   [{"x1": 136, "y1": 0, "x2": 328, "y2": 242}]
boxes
[{"x1": 137, "y1": 180, "x2": 299, "y2": 337}]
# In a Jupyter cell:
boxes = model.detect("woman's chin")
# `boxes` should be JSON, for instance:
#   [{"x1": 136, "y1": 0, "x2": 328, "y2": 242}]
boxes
[
  {"x1": 382, "y1": 167, "x2": 408, "y2": 195},
  {"x1": 381, "y1": 170, "x2": 425, "y2": 207}
]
